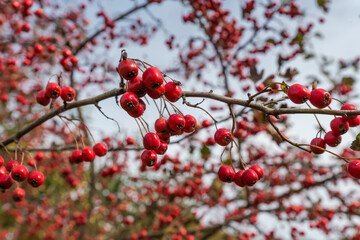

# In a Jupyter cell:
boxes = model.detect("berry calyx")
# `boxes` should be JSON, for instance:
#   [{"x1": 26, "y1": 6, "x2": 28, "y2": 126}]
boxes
[
  {"x1": 214, "y1": 128, "x2": 232, "y2": 146},
  {"x1": 218, "y1": 165, "x2": 235, "y2": 183},
  {"x1": 234, "y1": 170, "x2": 245, "y2": 187},
  {"x1": 118, "y1": 59, "x2": 138, "y2": 80},
  {"x1": 348, "y1": 160, "x2": 360, "y2": 179},
  {"x1": 324, "y1": 131, "x2": 342, "y2": 147},
  {"x1": 310, "y1": 138, "x2": 326, "y2": 154},
  {"x1": 241, "y1": 169, "x2": 259, "y2": 186},
  {"x1": 287, "y1": 84, "x2": 310, "y2": 104},
  {"x1": 11, "y1": 165, "x2": 29, "y2": 182},
  {"x1": 142, "y1": 67, "x2": 164, "y2": 89},
  {"x1": 143, "y1": 132, "x2": 161, "y2": 150},
  {"x1": 13, "y1": 187, "x2": 25, "y2": 201},
  {"x1": 36, "y1": 90, "x2": 51, "y2": 106},
  {"x1": 309, "y1": 88, "x2": 332, "y2": 108},
  {"x1": 82, "y1": 147, "x2": 96, "y2": 162},
  {"x1": 120, "y1": 92, "x2": 139, "y2": 111},
  {"x1": 61, "y1": 86, "x2": 76, "y2": 102},
  {"x1": 168, "y1": 114, "x2": 185, "y2": 131},
  {"x1": 28, "y1": 171, "x2": 45, "y2": 187},
  {"x1": 45, "y1": 82, "x2": 62, "y2": 99},
  {"x1": 330, "y1": 117, "x2": 349, "y2": 135},
  {"x1": 141, "y1": 150, "x2": 157, "y2": 167},
  {"x1": 93, "y1": 143, "x2": 108, "y2": 157}
]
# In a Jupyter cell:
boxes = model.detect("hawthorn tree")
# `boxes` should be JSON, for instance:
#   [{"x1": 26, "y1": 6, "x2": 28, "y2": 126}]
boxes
[{"x1": 1, "y1": 0, "x2": 360, "y2": 239}]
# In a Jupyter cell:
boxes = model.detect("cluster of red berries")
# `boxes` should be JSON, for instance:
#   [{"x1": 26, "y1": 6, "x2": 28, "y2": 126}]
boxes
[
  {"x1": 36, "y1": 82, "x2": 76, "y2": 106},
  {"x1": 218, "y1": 164, "x2": 264, "y2": 187},
  {"x1": 0, "y1": 156, "x2": 45, "y2": 201},
  {"x1": 69, "y1": 143, "x2": 108, "y2": 164}
]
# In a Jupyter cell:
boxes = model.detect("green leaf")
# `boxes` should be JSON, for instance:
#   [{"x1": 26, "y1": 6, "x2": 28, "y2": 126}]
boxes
[
  {"x1": 223, "y1": 159, "x2": 235, "y2": 165},
  {"x1": 350, "y1": 133, "x2": 360, "y2": 151},
  {"x1": 304, "y1": 53, "x2": 314, "y2": 59},
  {"x1": 200, "y1": 145, "x2": 211, "y2": 159},
  {"x1": 317, "y1": 0, "x2": 330, "y2": 12},
  {"x1": 342, "y1": 76, "x2": 355, "y2": 86},
  {"x1": 315, "y1": 32, "x2": 323, "y2": 38}
]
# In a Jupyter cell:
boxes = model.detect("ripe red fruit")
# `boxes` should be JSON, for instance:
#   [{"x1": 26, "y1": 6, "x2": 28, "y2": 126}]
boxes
[
  {"x1": 157, "y1": 132, "x2": 170, "y2": 143},
  {"x1": 202, "y1": 119, "x2": 211, "y2": 127},
  {"x1": 70, "y1": 56, "x2": 78, "y2": 65},
  {"x1": 348, "y1": 115, "x2": 360, "y2": 127},
  {"x1": 61, "y1": 86, "x2": 76, "y2": 102},
  {"x1": 71, "y1": 150, "x2": 83, "y2": 164},
  {"x1": 62, "y1": 48, "x2": 72, "y2": 58},
  {"x1": 234, "y1": 170, "x2": 245, "y2": 187},
  {"x1": 348, "y1": 160, "x2": 360, "y2": 179},
  {"x1": 13, "y1": 188, "x2": 25, "y2": 201},
  {"x1": 142, "y1": 67, "x2": 164, "y2": 89},
  {"x1": 120, "y1": 92, "x2": 139, "y2": 111},
  {"x1": 6, "y1": 160, "x2": 19, "y2": 172},
  {"x1": 155, "y1": 140, "x2": 168, "y2": 155},
  {"x1": 164, "y1": 82, "x2": 182, "y2": 102},
  {"x1": 330, "y1": 117, "x2": 349, "y2": 135},
  {"x1": 241, "y1": 169, "x2": 259, "y2": 186},
  {"x1": 324, "y1": 131, "x2": 342, "y2": 147},
  {"x1": 118, "y1": 59, "x2": 138, "y2": 80},
  {"x1": 155, "y1": 118, "x2": 169, "y2": 133},
  {"x1": 218, "y1": 165, "x2": 235, "y2": 182},
  {"x1": 141, "y1": 150, "x2": 157, "y2": 167},
  {"x1": 183, "y1": 115, "x2": 197, "y2": 133},
  {"x1": 310, "y1": 138, "x2": 326, "y2": 154},
  {"x1": 0, "y1": 155, "x2": 3, "y2": 166},
  {"x1": 82, "y1": 147, "x2": 96, "y2": 162},
  {"x1": 11, "y1": 1, "x2": 21, "y2": 10},
  {"x1": 21, "y1": 23, "x2": 31, "y2": 32},
  {"x1": 93, "y1": 143, "x2": 108, "y2": 156},
  {"x1": 0, "y1": 166, "x2": 7, "y2": 176},
  {"x1": 309, "y1": 88, "x2": 332, "y2": 108},
  {"x1": 168, "y1": 114, "x2": 185, "y2": 131},
  {"x1": 214, "y1": 128, "x2": 232, "y2": 146},
  {"x1": 146, "y1": 84, "x2": 165, "y2": 99},
  {"x1": 34, "y1": 43, "x2": 44, "y2": 53},
  {"x1": 34, "y1": 8, "x2": 44, "y2": 18},
  {"x1": 0, "y1": 175, "x2": 13, "y2": 189},
  {"x1": 28, "y1": 171, "x2": 45, "y2": 187},
  {"x1": 11, "y1": 165, "x2": 29, "y2": 182},
  {"x1": 127, "y1": 99, "x2": 146, "y2": 118},
  {"x1": 250, "y1": 165, "x2": 264, "y2": 179},
  {"x1": 143, "y1": 132, "x2": 160, "y2": 150},
  {"x1": 23, "y1": 0, "x2": 33, "y2": 8},
  {"x1": 46, "y1": 82, "x2": 62, "y2": 99},
  {"x1": 35, "y1": 151, "x2": 45, "y2": 161},
  {"x1": 287, "y1": 84, "x2": 310, "y2": 104},
  {"x1": 127, "y1": 76, "x2": 146, "y2": 97},
  {"x1": 36, "y1": 90, "x2": 51, "y2": 106},
  {"x1": 341, "y1": 103, "x2": 358, "y2": 120}
]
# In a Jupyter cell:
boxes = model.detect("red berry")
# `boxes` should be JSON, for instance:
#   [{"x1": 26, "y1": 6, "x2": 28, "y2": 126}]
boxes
[
  {"x1": 0, "y1": 166, "x2": 7, "y2": 176},
  {"x1": 155, "y1": 140, "x2": 168, "y2": 155},
  {"x1": 36, "y1": 90, "x2": 51, "y2": 106},
  {"x1": 21, "y1": 23, "x2": 31, "y2": 32},
  {"x1": 330, "y1": 117, "x2": 349, "y2": 135},
  {"x1": 141, "y1": 150, "x2": 157, "y2": 167},
  {"x1": 82, "y1": 147, "x2": 96, "y2": 162},
  {"x1": 0, "y1": 175, "x2": 13, "y2": 189},
  {"x1": 28, "y1": 171, "x2": 45, "y2": 187},
  {"x1": 183, "y1": 115, "x2": 197, "y2": 133},
  {"x1": 287, "y1": 84, "x2": 310, "y2": 104},
  {"x1": 341, "y1": 103, "x2": 358, "y2": 120},
  {"x1": 11, "y1": 1, "x2": 21, "y2": 10},
  {"x1": 13, "y1": 187, "x2": 25, "y2": 201},
  {"x1": 61, "y1": 86, "x2": 76, "y2": 102},
  {"x1": 62, "y1": 48, "x2": 72, "y2": 58},
  {"x1": 168, "y1": 114, "x2": 185, "y2": 131},
  {"x1": 202, "y1": 119, "x2": 211, "y2": 127},
  {"x1": 143, "y1": 132, "x2": 160, "y2": 150},
  {"x1": 250, "y1": 165, "x2": 264, "y2": 179},
  {"x1": 234, "y1": 170, "x2": 245, "y2": 187},
  {"x1": 23, "y1": 0, "x2": 33, "y2": 8},
  {"x1": 309, "y1": 88, "x2": 332, "y2": 108},
  {"x1": 310, "y1": 138, "x2": 326, "y2": 154},
  {"x1": 218, "y1": 165, "x2": 235, "y2": 183},
  {"x1": 34, "y1": 43, "x2": 44, "y2": 53},
  {"x1": 348, "y1": 160, "x2": 360, "y2": 179},
  {"x1": 155, "y1": 118, "x2": 169, "y2": 133},
  {"x1": 241, "y1": 169, "x2": 259, "y2": 186},
  {"x1": 142, "y1": 67, "x2": 164, "y2": 89},
  {"x1": 46, "y1": 82, "x2": 62, "y2": 99},
  {"x1": 71, "y1": 150, "x2": 83, "y2": 164},
  {"x1": 164, "y1": 82, "x2": 182, "y2": 102},
  {"x1": 70, "y1": 56, "x2": 78, "y2": 65},
  {"x1": 93, "y1": 143, "x2": 108, "y2": 157},
  {"x1": 6, "y1": 160, "x2": 19, "y2": 172},
  {"x1": 11, "y1": 165, "x2": 29, "y2": 182},
  {"x1": 34, "y1": 8, "x2": 44, "y2": 18},
  {"x1": 348, "y1": 115, "x2": 360, "y2": 127},
  {"x1": 214, "y1": 128, "x2": 232, "y2": 146},
  {"x1": 0, "y1": 155, "x2": 3, "y2": 166},
  {"x1": 324, "y1": 131, "x2": 342, "y2": 147},
  {"x1": 35, "y1": 151, "x2": 45, "y2": 161},
  {"x1": 118, "y1": 59, "x2": 138, "y2": 80},
  {"x1": 127, "y1": 76, "x2": 146, "y2": 97},
  {"x1": 157, "y1": 132, "x2": 171, "y2": 143},
  {"x1": 127, "y1": 99, "x2": 146, "y2": 118},
  {"x1": 146, "y1": 84, "x2": 165, "y2": 99},
  {"x1": 120, "y1": 92, "x2": 139, "y2": 111}
]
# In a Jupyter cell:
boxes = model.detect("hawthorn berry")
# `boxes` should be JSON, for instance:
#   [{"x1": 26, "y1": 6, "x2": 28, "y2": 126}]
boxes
[
  {"x1": 234, "y1": 170, "x2": 245, "y2": 187},
  {"x1": 168, "y1": 114, "x2": 185, "y2": 131},
  {"x1": 62, "y1": 48, "x2": 72, "y2": 58},
  {"x1": 93, "y1": 143, "x2": 108, "y2": 156},
  {"x1": 324, "y1": 131, "x2": 342, "y2": 147},
  {"x1": 309, "y1": 88, "x2": 332, "y2": 108},
  {"x1": 0, "y1": 155, "x2": 4, "y2": 166},
  {"x1": 61, "y1": 86, "x2": 76, "y2": 102},
  {"x1": 287, "y1": 83, "x2": 310, "y2": 104},
  {"x1": 0, "y1": 166, "x2": 6, "y2": 176},
  {"x1": 141, "y1": 150, "x2": 157, "y2": 167},
  {"x1": 28, "y1": 171, "x2": 45, "y2": 187},
  {"x1": 310, "y1": 138, "x2": 326, "y2": 154},
  {"x1": 13, "y1": 187, "x2": 25, "y2": 201},
  {"x1": 142, "y1": 67, "x2": 164, "y2": 89},
  {"x1": 250, "y1": 165, "x2": 264, "y2": 179},
  {"x1": 46, "y1": 82, "x2": 62, "y2": 99},
  {"x1": 183, "y1": 115, "x2": 197, "y2": 133},
  {"x1": 127, "y1": 76, "x2": 146, "y2": 97},
  {"x1": 35, "y1": 151, "x2": 45, "y2": 161},
  {"x1": 146, "y1": 84, "x2": 165, "y2": 99},
  {"x1": 155, "y1": 140, "x2": 168, "y2": 155},
  {"x1": 120, "y1": 92, "x2": 139, "y2": 111},
  {"x1": 11, "y1": 165, "x2": 29, "y2": 182},
  {"x1": 348, "y1": 115, "x2": 360, "y2": 127},
  {"x1": 218, "y1": 165, "x2": 235, "y2": 182},
  {"x1": 82, "y1": 147, "x2": 96, "y2": 162},
  {"x1": 34, "y1": 43, "x2": 44, "y2": 53},
  {"x1": 155, "y1": 118, "x2": 169, "y2": 133},
  {"x1": 241, "y1": 169, "x2": 259, "y2": 186},
  {"x1": 330, "y1": 117, "x2": 349, "y2": 135},
  {"x1": 118, "y1": 59, "x2": 138, "y2": 80},
  {"x1": 36, "y1": 90, "x2": 51, "y2": 106},
  {"x1": 348, "y1": 160, "x2": 360, "y2": 179},
  {"x1": 341, "y1": 103, "x2": 358, "y2": 120},
  {"x1": 214, "y1": 128, "x2": 232, "y2": 146},
  {"x1": 143, "y1": 132, "x2": 160, "y2": 150},
  {"x1": 157, "y1": 132, "x2": 171, "y2": 143},
  {"x1": 71, "y1": 149, "x2": 83, "y2": 164},
  {"x1": 164, "y1": 82, "x2": 182, "y2": 102},
  {"x1": 0, "y1": 175, "x2": 13, "y2": 190},
  {"x1": 127, "y1": 99, "x2": 146, "y2": 118},
  {"x1": 6, "y1": 160, "x2": 19, "y2": 172}
]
